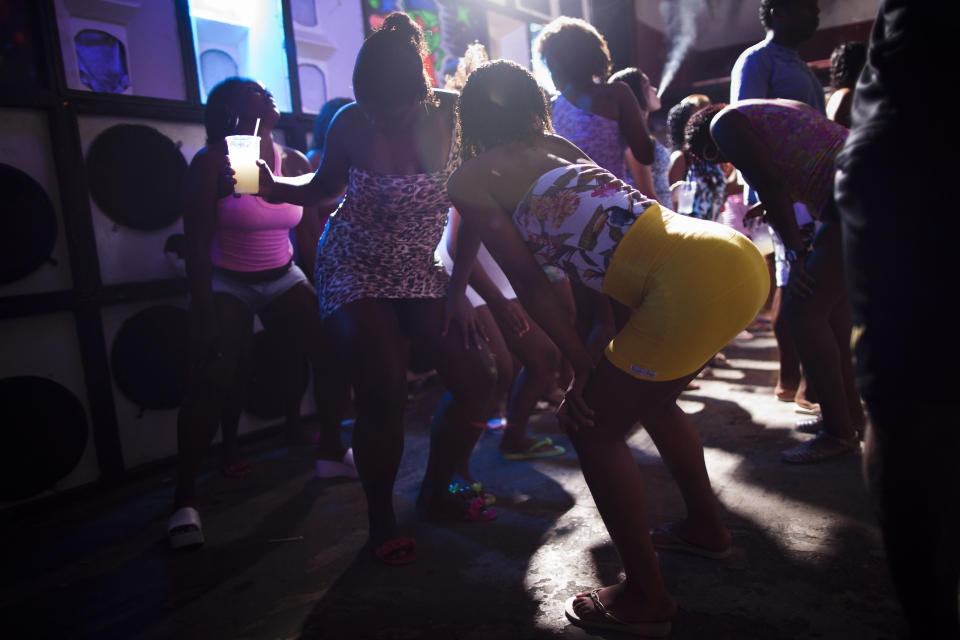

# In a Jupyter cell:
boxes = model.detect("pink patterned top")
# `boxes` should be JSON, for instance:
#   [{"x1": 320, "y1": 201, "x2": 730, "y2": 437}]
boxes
[{"x1": 732, "y1": 99, "x2": 848, "y2": 217}]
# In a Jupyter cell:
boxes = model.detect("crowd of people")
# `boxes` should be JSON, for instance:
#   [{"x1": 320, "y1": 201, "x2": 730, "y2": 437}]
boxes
[{"x1": 165, "y1": 2, "x2": 957, "y2": 637}]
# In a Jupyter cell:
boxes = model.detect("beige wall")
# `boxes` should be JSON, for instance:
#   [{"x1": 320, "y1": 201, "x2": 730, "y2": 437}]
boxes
[{"x1": 634, "y1": 0, "x2": 881, "y2": 50}]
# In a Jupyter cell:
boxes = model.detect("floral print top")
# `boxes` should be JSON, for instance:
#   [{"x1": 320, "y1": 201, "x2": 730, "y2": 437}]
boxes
[
  {"x1": 685, "y1": 155, "x2": 727, "y2": 221},
  {"x1": 513, "y1": 163, "x2": 657, "y2": 292}
]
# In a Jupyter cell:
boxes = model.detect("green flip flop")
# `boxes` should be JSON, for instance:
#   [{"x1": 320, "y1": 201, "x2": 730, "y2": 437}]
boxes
[{"x1": 502, "y1": 436, "x2": 566, "y2": 460}]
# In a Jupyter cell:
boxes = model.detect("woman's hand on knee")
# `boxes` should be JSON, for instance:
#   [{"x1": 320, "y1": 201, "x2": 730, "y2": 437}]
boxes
[
  {"x1": 443, "y1": 292, "x2": 488, "y2": 350},
  {"x1": 557, "y1": 366, "x2": 595, "y2": 432}
]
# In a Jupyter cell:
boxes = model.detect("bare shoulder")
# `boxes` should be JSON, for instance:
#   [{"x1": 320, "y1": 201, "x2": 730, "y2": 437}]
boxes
[
  {"x1": 328, "y1": 102, "x2": 363, "y2": 129},
  {"x1": 448, "y1": 152, "x2": 491, "y2": 195},
  {"x1": 187, "y1": 144, "x2": 226, "y2": 181},
  {"x1": 544, "y1": 133, "x2": 591, "y2": 163}
]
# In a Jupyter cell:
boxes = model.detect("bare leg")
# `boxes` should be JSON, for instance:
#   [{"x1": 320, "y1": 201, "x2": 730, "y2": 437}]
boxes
[
  {"x1": 175, "y1": 293, "x2": 253, "y2": 509},
  {"x1": 495, "y1": 304, "x2": 562, "y2": 454},
  {"x1": 550, "y1": 276, "x2": 577, "y2": 390},
  {"x1": 772, "y1": 286, "x2": 804, "y2": 400},
  {"x1": 785, "y1": 220, "x2": 859, "y2": 441},
  {"x1": 261, "y1": 281, "x2": 350, "y2": 461},
  {"x1": 828, "y1": 289, "x2": 865, "y2": 431},
  {"x1": 401, "y1": 299, "x2": 498, "y2": 520},
  {"x1": 324, "y1": 299, "x2": 407, "y2": 546},
  {"x1": 569, "y1": 357, "x2": 718, "y2": 624},
  {"x1": 782, "y1": 219, "x2": 861, "y2": 462},
  {"x1": 219, "y1": 343, "x2": 251, "y2": 474},
  {"x1": 456, "y1": 305, "x2": 510, "y2": 481}
]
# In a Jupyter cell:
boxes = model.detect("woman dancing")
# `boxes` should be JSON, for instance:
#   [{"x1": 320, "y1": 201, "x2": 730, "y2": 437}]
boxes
[
  {"x1": 446, "y1": 60, "x2": 768, "y2": 636},
  {"x1": 685, "y1": 99, "x2": 865, "y2": 463},
  {"x1": 169, "y1": 77, "x2": 350, "y2": 548},
  {"x1": 255, "y1": 13, "x2": 498, "y2": 565}
]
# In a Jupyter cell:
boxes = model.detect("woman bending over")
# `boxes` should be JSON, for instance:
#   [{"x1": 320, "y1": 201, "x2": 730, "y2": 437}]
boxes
[{"x1": 446, "y1": 60, "x2": 768, "y2": 636}]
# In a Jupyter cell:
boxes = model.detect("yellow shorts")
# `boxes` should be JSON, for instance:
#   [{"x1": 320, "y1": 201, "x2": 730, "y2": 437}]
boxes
[{"x1": 601, "y1": 204, "x2": 769, "y2": 381}]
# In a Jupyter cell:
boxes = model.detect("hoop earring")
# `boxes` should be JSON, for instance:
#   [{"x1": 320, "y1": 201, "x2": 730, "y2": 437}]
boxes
[{"x1": 702, "y1": 145, "x2": 721, "y2": 164}]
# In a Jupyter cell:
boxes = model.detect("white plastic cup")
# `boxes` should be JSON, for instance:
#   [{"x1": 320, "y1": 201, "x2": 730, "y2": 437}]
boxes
[
  {"x1": 676, "y1": 180, "x2": 697, "y2": 214},
  {"x1": 225, "y1": 135, "x2": 261, "y2": 195}
]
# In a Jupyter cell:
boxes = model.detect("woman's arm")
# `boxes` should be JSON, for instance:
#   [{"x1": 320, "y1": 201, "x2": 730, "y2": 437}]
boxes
[
  {"x1": 624, "y1": 147, "x2": 659, "y2": 203},
  {"x1": 610, "y1": 81, "x2": 654, "y2": 165},
  {"x1": 447, "y1": 208, "x2": 529, "y2": 336},
  {"x1": 258, "y1": 106, "x2": 354, "y2": 207},
  {"x1": 282, "y1": 146, "x2": 338, "y2": 274},
  {"x1": 826, "y1": 88, "x2": 853, "y2": 128},
  {"x1": 447, "y1": 165, "x2": 596, "y2": 427}
]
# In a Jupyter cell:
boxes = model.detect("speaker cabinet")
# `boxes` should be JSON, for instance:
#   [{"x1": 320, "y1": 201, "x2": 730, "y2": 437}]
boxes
[
  {"x1": 0, "y1": 313, "x2": 99, "y2": 506},
  {"x1": 78, "y1": 116, "x2": 205, "y2": 285},
  {"x1": 0, "y1": 108, "x2": 73, "y2": 296}
]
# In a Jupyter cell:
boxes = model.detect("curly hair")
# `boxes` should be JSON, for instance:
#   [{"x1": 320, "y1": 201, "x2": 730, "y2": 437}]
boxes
[
  {"x1": 457, "y1": 60, "x2": 552, "y2": 160},
  {"x1": 352, "y1": 12, "x2": 437, "y2": 121},
  {"x1": 444, "y1": 42, "x2": 489, "y2": 92},
  {"x1": 533, "y1": 16, "x2": 612, "y2": 87},
  {"x1": 666, "y1": 94, "x2": 710, "y2": 151},
  {"x1": 683, "y1": 103, "x2": 726, "y2": 160},
  {"x1": 829, "y1": 41, "x2": 867, "y2": 90},
  {"x1": 608, "y1": 67, "x2": 651, "y2": 112}
]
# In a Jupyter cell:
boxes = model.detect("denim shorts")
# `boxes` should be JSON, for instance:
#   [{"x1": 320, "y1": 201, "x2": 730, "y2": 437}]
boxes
[{"x1": 211, "y1": 263, "x2": 308, "y2": 314}]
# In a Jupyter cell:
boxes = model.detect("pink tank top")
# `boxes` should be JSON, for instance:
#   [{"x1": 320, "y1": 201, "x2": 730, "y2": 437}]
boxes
[{"x1": 211, "y1": 144, "x2": 303, "y2": 271}]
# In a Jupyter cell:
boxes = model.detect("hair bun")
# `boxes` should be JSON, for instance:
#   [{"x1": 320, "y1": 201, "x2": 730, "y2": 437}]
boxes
[{"x1": 381, "y1": 12, "x2": 422, "y2": 42}]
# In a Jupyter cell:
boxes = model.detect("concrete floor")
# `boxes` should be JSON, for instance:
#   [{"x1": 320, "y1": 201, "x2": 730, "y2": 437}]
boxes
[{"x1": 0, "y1": 332, "x2": 907, "y2": 639}]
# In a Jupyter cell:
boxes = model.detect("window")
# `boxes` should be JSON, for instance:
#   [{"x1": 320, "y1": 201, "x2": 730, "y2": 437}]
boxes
[
  {"x1": 297, "y1": 64, "x2": 327, "y2": 114},
  {"x1": 291, "y1": 0, "x2": 318, "y2": 27},
  {"x1": 188, "y1": 0, "x2": 292, "y2": 110},
  {"x1": 199, "y1": 49, "x2": 238, "y2": 98}
]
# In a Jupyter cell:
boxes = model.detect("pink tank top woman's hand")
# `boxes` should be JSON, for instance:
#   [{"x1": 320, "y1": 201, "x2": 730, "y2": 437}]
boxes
[{"x1": 255, "y1": 158, "x2": 275, "y2": 199}]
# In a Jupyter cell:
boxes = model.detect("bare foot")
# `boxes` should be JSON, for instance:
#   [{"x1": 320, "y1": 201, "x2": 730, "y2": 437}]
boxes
[
  {"x1": 570, "y1": 582, "x2": 676, "y2": 625},
  {"x1": 775, "y1": 384, "x2": 798, "y2": 402}
]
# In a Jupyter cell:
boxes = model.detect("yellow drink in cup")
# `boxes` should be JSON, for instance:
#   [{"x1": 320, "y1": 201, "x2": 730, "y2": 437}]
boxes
[{"x1": 225, "y1": 135, "x2": 261, "y2": 195}]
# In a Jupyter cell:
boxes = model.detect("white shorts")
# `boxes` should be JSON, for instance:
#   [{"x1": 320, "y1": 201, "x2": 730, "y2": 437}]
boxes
[{"x1": 211, "y1": 263, "x2": 308, "y2": 313}]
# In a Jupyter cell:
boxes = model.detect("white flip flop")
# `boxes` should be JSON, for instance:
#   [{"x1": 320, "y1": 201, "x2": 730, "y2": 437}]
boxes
[{"x1": 168, "y1": 506, "x2": 204, "y2": 549}]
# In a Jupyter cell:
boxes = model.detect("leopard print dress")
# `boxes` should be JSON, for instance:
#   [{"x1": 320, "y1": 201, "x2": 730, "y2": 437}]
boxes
[{"x1": 314, "y1": 137, "x2": 459, "y2": 319}]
